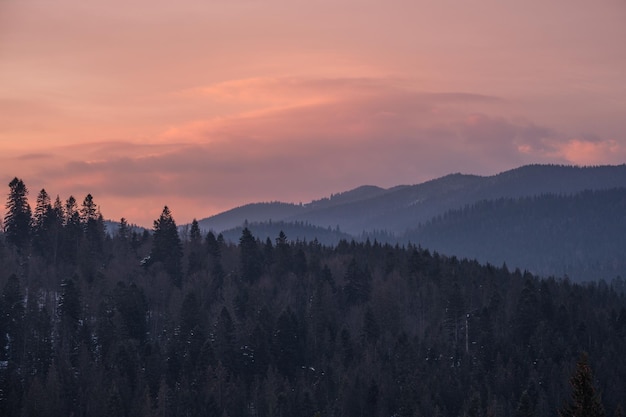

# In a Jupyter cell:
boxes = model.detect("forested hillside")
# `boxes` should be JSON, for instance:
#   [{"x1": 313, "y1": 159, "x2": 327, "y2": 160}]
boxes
[
  {"x1": 404, "y1": 188, "x2": 626, "y2": 281},
  {"x1": 1, "y1": 178, "x2": 625, "y2": 417},
  {"x1": 218, "y1": 220, "x2": 352, "y2": 247}
]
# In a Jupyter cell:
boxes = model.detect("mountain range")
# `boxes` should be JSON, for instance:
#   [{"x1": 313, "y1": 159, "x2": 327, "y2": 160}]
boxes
[
  {"x1": 189, "y1": 164, "x2": 626, "y2": 281},
  {"x1": 197, "y1": 164, "x2": 626, "y2": 233}
]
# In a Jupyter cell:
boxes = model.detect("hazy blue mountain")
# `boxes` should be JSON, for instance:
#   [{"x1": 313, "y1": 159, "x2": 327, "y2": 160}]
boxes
[
  {"x1": 195, "y1": 164, "x2": 626, "y2": 235},
  {"x1": 402, "y1": 188, "x2": 626, "y2": 281},
  {"x1": 188, "y1": 164, "x2": 626, "y2": 281},
  {"x1": 104, "y1": 220, "x2": 147, "y2": 236},
  {"x1": 197, "y1": 202, "x2": 302, "y2": 233},
  {"x1": 218, "y1": 220, "x2": 353, "y2": 246},
  {"x1": 292, "y1": 164, "x2": 626, "y2": 234}
]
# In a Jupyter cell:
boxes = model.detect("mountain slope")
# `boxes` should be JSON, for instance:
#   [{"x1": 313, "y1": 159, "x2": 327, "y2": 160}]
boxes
[
  {"x1": 218, "y1": 220, "x2": 353, "y2": 246},
  {"x1": 197, "y1": 202, "x2": 302, "y2": 233},
  {"x1": 195, "y1": 164, "x2": 626, "y2": 235},
  {"x1": 403, "y1": 188, "x2": 626, "y2": 281}
]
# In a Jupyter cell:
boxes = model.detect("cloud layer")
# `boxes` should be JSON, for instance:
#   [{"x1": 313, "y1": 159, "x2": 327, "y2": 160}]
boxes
[{"x1": 3, "y1": 77, "x2": 623, "y2": 226}]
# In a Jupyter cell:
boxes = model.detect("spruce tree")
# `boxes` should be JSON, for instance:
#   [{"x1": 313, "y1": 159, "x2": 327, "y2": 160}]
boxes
[
  {"x1": 118, "y1": 217, "x2": 129, "y2": 241},
  {"x1": 61, "y1": 196, "x2": 82, "y2": 264},
  {"x1": 32, "y1": 188, "x2": 51, "y2": 231},
  {"x1": 559, "y1": 352, "x2": 605, "y2": 417},
  {"x1": 150, "y1": 206, "x2": 183, "y2": 287},
  {"x1": 32, "y1": 188, "x2": 52, "y2": 256},
  {"x1": 4, "y1": 177, "x2": 32, "y2": 251},
  {"x1": 187, "y1": 218, "x2": 204, "y2": 275},
  {"x1": 239, "y1": 227, "x2": 262, "y2": 282}
]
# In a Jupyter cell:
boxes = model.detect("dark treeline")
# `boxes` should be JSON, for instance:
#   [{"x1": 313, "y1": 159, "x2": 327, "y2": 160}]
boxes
[{"x1": 1, "y1": 178, "x2": 625, "y2": 417}]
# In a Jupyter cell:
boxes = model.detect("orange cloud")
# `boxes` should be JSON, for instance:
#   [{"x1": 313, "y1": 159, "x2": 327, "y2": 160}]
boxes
[
  {"x1": 554, "y1": 138, "x2": 622, "y2": 166},
  {"x1": 1, "y1": 76, "x2": 623, "y2": 227}
]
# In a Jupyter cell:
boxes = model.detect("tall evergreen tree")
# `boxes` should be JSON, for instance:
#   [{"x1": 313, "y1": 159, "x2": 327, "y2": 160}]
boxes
[
  {"x1": 32, "y1": 189, "x2": 61, "y2": 260},
  {"x1": 64, "y1": 196, "x2": 79, "y2": 226},
  {"x1": 4, "y1": 177, "x2": 32, "y2": 251},
  {"x1": 150, "y1": 206, "x2": 183, "y2": 287},
  {"x1": 559, "y1": 352, "x2": 605, "y2": 417},
  {"x1": 32, "y1": 188, "x2": 51, "y2": 231},
  {"x1": 187, "y1": 218, "x2": 204, "y2": 275},
  {"x1": 344, "y1": 258, "x2": 371, "y2": 305},
  {"x1": 79, "y1": 194, "x2": 98, "y2": 224},
  {"x1": 239, "y1": 227, "x2": 262, "y2": 283},
  {"x1": 118, "y1": 217, "x2": 129, "y2": 241},
  {"x1": 275, "y1": 230, "x2": 292, "y2": 276},
  {"x1": 189, "y1": 218, "x2": 201, "y2": 244},
  {"x1": 61, "y1": 196, "x2": 82, "y2": 264},
  {"x1": 80, "y1": 194, "x2": 104, "y2": 245}
]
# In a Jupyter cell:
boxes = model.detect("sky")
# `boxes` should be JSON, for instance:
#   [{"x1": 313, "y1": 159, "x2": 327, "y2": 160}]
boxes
[{"x1": 1, "y1": 0, "x2": 625, "y2": 227}]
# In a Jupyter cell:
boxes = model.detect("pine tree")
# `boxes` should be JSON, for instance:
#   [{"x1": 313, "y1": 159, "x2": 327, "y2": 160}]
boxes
[
  {"x1": 118, "y1": 217, "x2": 129, "y2": 241},
  {"x1": 275, "y1": 230, "x2": 291, "y2": 276},
  {"x1": 187, "y1": 218, "x2": 204, "y2": 275},
  {"x1": 32, "y1": 188, "x2": 51, "y2": 231},
  {"x1": 215, "y1": 306, "x2": 237, "y2": 373},
  {"x1": 79, "y1": 194, "x2": 98, "y2": 224},
  {"x1": 189, "y1": 218, "x2": 201, "y2": 244},
  {"x1": 559, "y1": 352, "x2": 605, "y2": 417},
  {"x1": 81, "y1": 194, "x2": 104, "y2": 247},
  {"x1": 150, "y1": 206, "x2": 183, "y2": 287},
  {"x1": 239, "y1": 227, "x2": 262, "y2": 283},
  {"x1": 4, "y1": 177, "x2": 32, "y2": 251},
  {"x1": 62, "y1": 196, "x2": 82, "y2": 264},
  {"x1": 344, "y1": 258, "x2": 371, "y2": 305},
  {"x1": 32, "y1": 189, "x2": 62, "y2": 260}
]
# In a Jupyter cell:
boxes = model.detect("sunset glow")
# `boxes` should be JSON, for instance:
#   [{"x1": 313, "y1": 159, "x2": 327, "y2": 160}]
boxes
[{"x1": 1, "y1": 0, "x2": 625, "y2": 226}]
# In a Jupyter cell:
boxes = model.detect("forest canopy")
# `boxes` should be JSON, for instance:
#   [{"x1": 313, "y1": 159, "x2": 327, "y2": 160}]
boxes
[{"x1": 0, "y1": 178, "x2": 624, "y2": 417}]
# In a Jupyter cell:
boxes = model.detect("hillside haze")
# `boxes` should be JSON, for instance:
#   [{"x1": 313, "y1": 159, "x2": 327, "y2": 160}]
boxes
[
  {"x1": 197, "y1": 164, "x2": 626, "y2": 235},
  {"x1": 193, "y1": 164, "x2": 626, "y2": 281}
]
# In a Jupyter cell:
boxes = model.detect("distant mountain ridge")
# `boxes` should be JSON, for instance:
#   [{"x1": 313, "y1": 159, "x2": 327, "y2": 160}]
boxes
[
  {"x1": 403, "y1": 187, "x2": 626, "y2": 281},
  {"x1": 191, "y1": 164, "x2": 626, "y2": 281},
  {"x1": 197, "y1": 164, "x2": 626, "y2": 235}
]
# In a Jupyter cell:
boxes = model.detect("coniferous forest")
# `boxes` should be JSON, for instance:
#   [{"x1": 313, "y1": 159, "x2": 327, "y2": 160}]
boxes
[{"x1": 1, "y1": 178, "x2": 625, "y2": 417}]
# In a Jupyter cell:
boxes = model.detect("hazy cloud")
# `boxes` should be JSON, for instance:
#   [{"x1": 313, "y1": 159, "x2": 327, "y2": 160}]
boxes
[
  {"x1": 7, "y1": 77, "x2": 619, "y2": 225},
  {"x1": 1, "y1": 0, "x2": 624, "y2": 225}
]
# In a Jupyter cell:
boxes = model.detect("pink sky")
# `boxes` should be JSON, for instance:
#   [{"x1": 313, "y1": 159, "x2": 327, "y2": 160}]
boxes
[{"x1": 1, "y1": 0, "x2": 625, "y2": 227}]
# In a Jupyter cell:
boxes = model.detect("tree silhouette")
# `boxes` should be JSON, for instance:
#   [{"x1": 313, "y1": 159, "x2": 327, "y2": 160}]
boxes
[
  {"x1": 239, "y1": 227, "x2": 262, "y2": 283},
  {"x1": 4, "y1": 177, "x2": 32, "y2": 252},
  {"x1": 150, "y1": 206, "x2": 183, "y2": 287},
  {"x1": 559, "y1": 352, "x2": 605, "y2": 417}
]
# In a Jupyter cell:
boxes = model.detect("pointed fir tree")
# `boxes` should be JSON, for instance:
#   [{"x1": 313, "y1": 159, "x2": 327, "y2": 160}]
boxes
[
  {"x1": 189, "y1": 218, "x2": 201, "y2": 244},
  {"x1": 62, "y1": 196, "x2": 82, "y2": 264},
  {"x1": 150, "y1": 206, "x2": 183, "y2": 287},
  {"x1": 79, "y1": 194, "x2": 98, "y2": 224},
  {"x1": 80, "y1": 194, "x2": 105, "y2": 248},
  {"x1": 239, "y1": 227, "x2": 262, "y2": 283},
  {"x1": 118, "y1": 217, "x2": 129, "y2": 241},
  {"x1": 32, "y1": 188, "x2": 56, "y2": 258},
  {"x1": 4, "y1": 177, "x2": 32, "y2": 252},
  {"x1": 32, "y1": 188, "x2": 51, "y2": 231},
  {"x1": 187, "y1": 218, "x2": 204, "y2": 275},
  {"x1": 559, "y1": 352, "x2": 605, "y2": 417}
]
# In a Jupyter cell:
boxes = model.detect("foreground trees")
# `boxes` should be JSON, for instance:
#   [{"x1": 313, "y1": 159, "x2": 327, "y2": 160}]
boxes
[{"x1": 0, "y1": 179, "x2": 625, "y2": 417}]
